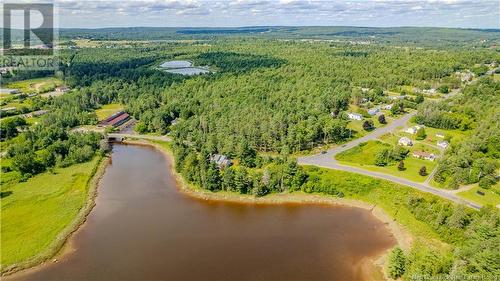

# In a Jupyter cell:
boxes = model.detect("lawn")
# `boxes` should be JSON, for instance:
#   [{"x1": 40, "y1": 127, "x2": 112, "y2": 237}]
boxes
[
  {"x1": 1, "y1": 157, "x2": 102, "y2": 268},
  {"x1": 336, "y1": 140, "x2": 438, "y2": 182},
  {"x1": 303, "y1": 166, "x2": 449, "y2": 249},
  {"x1": 4, "y1": 77, "x2": 63, "y2": 94},
  {"x1": 494, "y1": 74, "x2": 500, "y2": 82},
  {"x1": 457, "y1": 183, "x2": 500, "y2": 207},
  {"x1": 95, "y1": 103, "x2": 123, "y2": 121}
]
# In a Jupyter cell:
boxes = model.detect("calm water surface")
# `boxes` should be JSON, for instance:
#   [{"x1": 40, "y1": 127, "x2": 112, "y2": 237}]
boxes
[{"x1": 13, "y1": 144, "x2": 395, "y2": 281}]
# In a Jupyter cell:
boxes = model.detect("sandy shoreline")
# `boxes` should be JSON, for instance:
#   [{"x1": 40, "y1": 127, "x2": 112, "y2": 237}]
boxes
[{"x1": 3, "y1": 140, "x2": 413, "y2": 279}]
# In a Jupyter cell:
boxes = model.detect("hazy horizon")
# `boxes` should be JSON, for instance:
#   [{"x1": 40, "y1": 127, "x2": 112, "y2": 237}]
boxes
[{"x1": 2, "y1": 0, "x2": 499, "y2": 30}]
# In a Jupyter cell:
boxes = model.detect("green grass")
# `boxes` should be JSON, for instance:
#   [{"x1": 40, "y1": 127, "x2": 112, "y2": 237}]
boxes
[
  {"x1": 4, "y1": 77, "x2": 62, "y2": 94},
  {"x1": 457, "y1": 183, "x2": 500, "y2": 207},
  {"x1": 95, "y1": 103, "x2": 123, "y2": 121},
  {"x1": 494, "y1": 74, "x2": 500, "y2": 82},
  {"x1": 1, "y1": 157, "x2": 102, "y2": 268},
  {"x1": 336, "y1": 140, "x2": 438, "y2": 182},
  {"x1": 304, "y1": 166, "x2": 449, "y2": 249}
]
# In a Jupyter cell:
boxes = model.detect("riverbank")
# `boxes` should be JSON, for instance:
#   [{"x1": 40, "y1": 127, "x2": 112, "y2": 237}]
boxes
[
  {"x1": 1, "y1": 156, "x2": 109, "y2": 276},
  {"x1": 126, "y1": 139, "x2": 413, "y2": 280}
]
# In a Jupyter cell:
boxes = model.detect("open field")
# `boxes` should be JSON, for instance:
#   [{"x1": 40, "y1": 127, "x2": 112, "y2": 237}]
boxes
[
  {"x1": 4, "y1": 77, "x2": 63, "y2": 94},
  {"x1": 1, "y1": 157, "x2": 102, "y2": 268},
  {"x1": 457, "y1": 183, "x2": 500, "y2": 207},
  {"x1": 95, "y1": 103, "x2": 123, "y2": 121},
  {"x1": 336, "y1": 140, "x2": 438, "y2": 182}
]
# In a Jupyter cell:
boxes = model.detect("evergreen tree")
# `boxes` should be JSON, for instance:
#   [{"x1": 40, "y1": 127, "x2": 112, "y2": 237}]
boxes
[
  {"x1": 398, "y1": 160, "x2": 405, "y2": 171},
  {"x1": 419, "y1": 166, "x2": 428, "y2": 176},
  {"x1": 387, "y1": 247, "x2": 406, "y2": 279},
  {"x1": 378, "y1": 114, "x2": 387, "y2": 124}
]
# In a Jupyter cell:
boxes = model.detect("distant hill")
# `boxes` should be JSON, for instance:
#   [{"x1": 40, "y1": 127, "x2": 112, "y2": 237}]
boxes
[{"x1": 2, "y1": 26, "x2": 499, "y2": 48}]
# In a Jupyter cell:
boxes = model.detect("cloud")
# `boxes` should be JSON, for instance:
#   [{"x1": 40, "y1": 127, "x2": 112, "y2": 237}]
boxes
[{"x1": 54, "y1": 0, "x2": 500, "y2": 28}]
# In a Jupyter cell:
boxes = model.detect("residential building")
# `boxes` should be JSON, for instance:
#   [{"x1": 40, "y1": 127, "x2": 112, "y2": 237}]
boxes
[
  {"x1": 435, "y1": 133, "x2": 445, "y2": 138},
  {"x1": 210, "y1": 154, "x2": 232, "y2": 168},
  {"x1": 398, "y1": 137, "x2": 413, "y2": 146},
  {"x1": 55, "y1": 86, "x2": 70, "y2": 93},
  {"x1": 412, "y1": 151, "x2": 436, "y2": 161},
  {"x1": 437, "y1": 140, "x2": 449, "y2": 149},
  {"x1": 405, "y1": 127, "x2": 418, "y2": 134},
  {"x1": 347, "y1": 112, "x2": 363, "y2": 121},
  {"x1": 1, "y1": 107, "x2": 17, "y2": 112},
  {"x1": 423, "y1": 88, "x2": 437, "y2": 95},
  {"x1": 0, "y1": 88, "x2": 19, "y2": 94},
  {"x1": 367, "y1": 107, "x2": 380, "y2": 116},
  {"x1": 382, "y1": 104, "x2": 393, "y2": 110}
]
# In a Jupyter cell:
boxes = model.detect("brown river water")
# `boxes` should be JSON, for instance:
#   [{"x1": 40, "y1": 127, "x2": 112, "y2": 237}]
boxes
[{"x1": 11, "y1": 144, "x2": 396, "y2": 281}]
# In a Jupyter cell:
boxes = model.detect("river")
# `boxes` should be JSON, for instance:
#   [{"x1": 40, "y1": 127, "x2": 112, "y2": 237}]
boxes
[{"x1": 11, "y1": 144, "x2": 396, "y2": 281}]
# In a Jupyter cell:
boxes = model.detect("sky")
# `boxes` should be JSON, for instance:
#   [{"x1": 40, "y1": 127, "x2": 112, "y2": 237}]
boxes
[{"x1": 3, "y1": 0, "x2": 500, "y2": 29}]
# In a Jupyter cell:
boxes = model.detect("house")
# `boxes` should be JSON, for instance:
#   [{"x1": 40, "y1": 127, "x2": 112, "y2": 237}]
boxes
[
  {"x1": 382, "y1": 104, "x2": 393, "y2": 110},
  {"x1": 23, "y1": 110, "x2": 49, "y2": 118},
  {"x1": 437, "y1": 140, "x2": 449, "y2": 149},
  {"x1": 398, "y1": 137, "x2": 413, "y2": 146},
  {"x1": 55, "y1": 86, "x2": 69, "y2": 93},
  {"x1": 412, "y1": 151, "x2": 436, "y2": 161},
  {"x1": 405, "y1": 127, "x2": 418, "y2": 134},
  {"x1": 361, "y1": 87, "x2": 370, "y2": 93},
  {"x1": 367, "y1": 107, "x2": 380, "y2": 116},
  {"x1": 347, "y1": 112, "x2": 363, "y2": 121},
  {"x1": 0, "y1": 88, "x2": 19, "y2": 94},
  {"x1": 1, "y1": 107, "x2": 17, "y2": 112},
  {"x1": 210, "y1": 154, "x2": 232, "y2": 168},
  {"x1": 423, "y1": 88, "x2": 437, "y2": 95},
  {"x1": 392, "y1": 96, "x2": 405, "y2": 100},
  {"x1": 99, "y1": 111, "x2": 130, "y2": 128},
  {"x1": 435, "y1": 133, "x2": 445, "y2": 138}
]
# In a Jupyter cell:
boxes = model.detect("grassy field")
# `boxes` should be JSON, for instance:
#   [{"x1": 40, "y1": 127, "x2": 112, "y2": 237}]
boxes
[
  {"x1": 4, "y1": 77, "x2": 63, "y2": 94},
  {"x1": 494, "y1": 74, "x2": 500, "y2": 82},
  {"x1": 336, "y1": 140, "x2": 438, "y2": 182},
  {"x1": 95, "y1": 103, "x2": 123, "y2": 120},
  {"x1": 457, "y1": 183, "x2": 500, "y2": 207},
  {"x1": 303, "y1": 166, "x2": 448, "y2": 246},
  {"x1": 1, "y1": 157, "x2": 102, "y2": 268}
]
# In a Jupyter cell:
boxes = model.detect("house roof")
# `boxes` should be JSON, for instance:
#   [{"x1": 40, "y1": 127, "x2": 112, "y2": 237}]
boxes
[{"x1": 413, "y1": 151, "x2": 434, "y2": 158}]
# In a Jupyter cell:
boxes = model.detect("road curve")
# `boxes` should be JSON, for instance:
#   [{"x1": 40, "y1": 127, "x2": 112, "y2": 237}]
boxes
[{"x1": 297, "y1": 112, "x2": 481, "y2": 210}]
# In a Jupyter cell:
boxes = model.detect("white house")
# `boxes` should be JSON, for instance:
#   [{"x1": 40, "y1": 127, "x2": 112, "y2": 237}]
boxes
[
  {"x1": 437, "y1": 140, "x2": 449, "y2": 149},
  {"x1": 435, "y1": 133, "x2": 445, "y2": 138},
  {"x1": 412, "y1": 151, "x2": 436, "y2": 161},
  {"x1": 347, "y1": 112, "x2": 363, "y2": 121},
  {"x1": 367, "y1": 107, "x2": 380, "y2": 116},
  {"x1": 0, "y1": 88, "x2": 19, "y2": 94},
  {"x1": 398, "y1": 137, "x2": 413, "y2": 146},
  {"x1": 382, "y1": 104, "x2": 393, "y2": 110},
  {"x1": 405, "y1": 127, "x2": 418, "y2": 134},
  {"x1": 423, "y1": 88, "x2": 437, "y2": 95}
]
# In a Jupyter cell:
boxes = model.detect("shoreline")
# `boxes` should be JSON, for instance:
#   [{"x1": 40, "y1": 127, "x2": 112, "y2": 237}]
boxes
[
  {"x1": 3, "y1": 140, "x2": 413, "y2": 279},
  {"x1": 1, "y1": 156, "x2": 109, "y2": 277},
  {"x1": 126, "y1": 139, "x2": 413, "y2": 280}
]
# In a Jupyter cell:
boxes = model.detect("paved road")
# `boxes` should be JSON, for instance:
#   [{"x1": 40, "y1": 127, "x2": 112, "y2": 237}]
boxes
[
  {"x1": 297, "y1": 112, "x2": 482, "y2": 210},
  {"x1": 108, "y1": 133, "x2": 171, "y2": 142}
]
